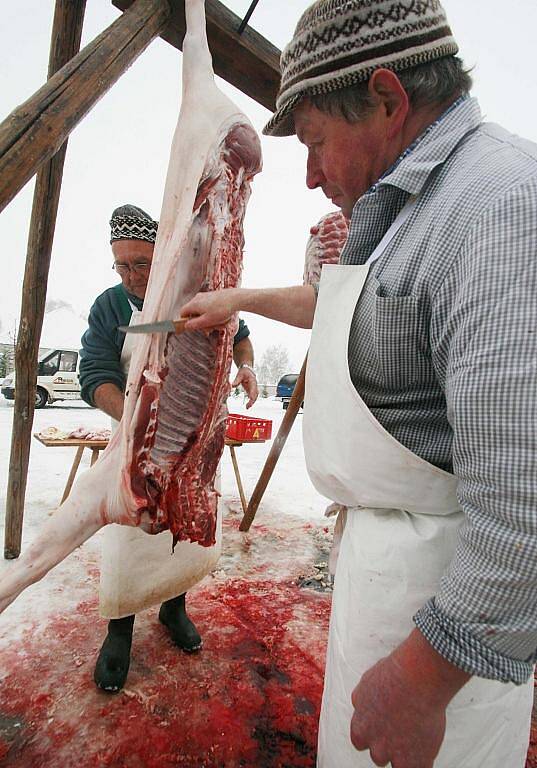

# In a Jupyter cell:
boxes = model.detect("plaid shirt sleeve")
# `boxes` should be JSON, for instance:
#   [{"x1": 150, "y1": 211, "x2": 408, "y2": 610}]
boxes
[{"x1": 414, "y1": 177, "x2": 537, "y2": 683}]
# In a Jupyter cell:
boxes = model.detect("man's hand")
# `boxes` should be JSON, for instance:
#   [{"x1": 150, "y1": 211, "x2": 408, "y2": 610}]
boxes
[
  {"x1": 232, "y1": 337, "x2": 258, "y2": 408},
  {"x1": 350, "y1": 629, "x2": 470, "y2": 768},
  {"x1": 351, "y1": 656, "x2": 446, "y2": 767},
  {"x1": 182, "y1": 288, "x2": 239, "y2": 331},
  {"x1": 232, "y1": 366, "x2": 258, "y2": 408}
]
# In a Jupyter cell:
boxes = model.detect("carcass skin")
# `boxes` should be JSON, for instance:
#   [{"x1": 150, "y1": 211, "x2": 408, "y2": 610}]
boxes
[
  {"x1": 302, "y1": 211, "x2": 348, "y2": 285},
  {"x1": 0, "y1": 0, "x2": 261, "y2": 614}
]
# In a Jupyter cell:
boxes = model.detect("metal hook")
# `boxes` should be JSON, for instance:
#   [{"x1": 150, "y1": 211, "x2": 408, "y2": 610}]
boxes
[{"x1": 237, "y1": 0, "x2": 261, "y2": 35}]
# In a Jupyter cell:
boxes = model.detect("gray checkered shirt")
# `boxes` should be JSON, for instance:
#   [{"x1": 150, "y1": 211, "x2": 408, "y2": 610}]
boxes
[{"x1": 340, "y1": 97, "x2": 537, "y2": 684}]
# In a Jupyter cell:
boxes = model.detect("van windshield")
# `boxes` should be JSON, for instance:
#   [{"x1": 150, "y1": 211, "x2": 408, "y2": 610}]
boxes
[
  {"x1": 278, "y1": 375, "x2": 298, "y2": 387},
  {"x1": 37, "y1": 349, "x2": 78, "y2": 375}
]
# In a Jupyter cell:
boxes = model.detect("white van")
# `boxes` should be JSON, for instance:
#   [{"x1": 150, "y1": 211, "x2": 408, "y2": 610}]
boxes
[{"x1": 1, "y1": 348, "x2": 82, "y2": 408}]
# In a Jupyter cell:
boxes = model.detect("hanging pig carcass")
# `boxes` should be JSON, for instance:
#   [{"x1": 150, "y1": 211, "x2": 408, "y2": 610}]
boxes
[{"x1": 0, "y1": 0, "x2": 261, "y2": 614}]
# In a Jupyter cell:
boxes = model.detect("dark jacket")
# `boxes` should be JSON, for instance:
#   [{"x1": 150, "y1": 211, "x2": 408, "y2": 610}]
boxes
[{"x1": 79, "y1": 284, "x2": 249, "y2": 406}]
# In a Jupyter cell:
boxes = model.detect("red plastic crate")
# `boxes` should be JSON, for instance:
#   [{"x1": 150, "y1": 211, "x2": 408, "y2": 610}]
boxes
[{"x1": 226, "y1": 413, "x2": 272, "y2": 443}]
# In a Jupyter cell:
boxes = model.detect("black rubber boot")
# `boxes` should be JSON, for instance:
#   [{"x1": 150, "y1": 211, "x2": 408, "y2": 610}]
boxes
[
  {"x1": 159, "y1": 593, "x2": 202, "y2": 652},
  {"x1": 93, "y1": 615, "x2": 135, "y2": 693}
]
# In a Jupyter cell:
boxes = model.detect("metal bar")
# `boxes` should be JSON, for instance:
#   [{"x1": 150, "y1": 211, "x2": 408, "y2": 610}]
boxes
[{"x1": 238, "y1": 0, "x2": 261, "y2": 35}]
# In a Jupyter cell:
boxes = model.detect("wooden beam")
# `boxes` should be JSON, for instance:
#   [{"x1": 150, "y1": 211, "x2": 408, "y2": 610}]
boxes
[
  {"x1": 112, "y1": 0, "x2": 281, "y2": 111},
  {"x1": 0, "y1": 0, "x2": 170, "y2": 214},
  {"x1": 4, "y1": 1, "x2": 88, "y2": 559}
]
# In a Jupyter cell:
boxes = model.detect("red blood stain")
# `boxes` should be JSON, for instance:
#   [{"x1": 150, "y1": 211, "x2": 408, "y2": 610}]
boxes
[
  {"x1": 0, "y1": 578, "x2": 330, "y2": 767},
  {"x1": 3, "y1": 508, "x2": 529, "y2": 767}
]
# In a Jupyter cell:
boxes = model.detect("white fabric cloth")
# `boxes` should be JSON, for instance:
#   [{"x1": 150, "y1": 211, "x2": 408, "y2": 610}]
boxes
[
  {"x1": 99, "y1": 306, "x2": 221, "y2": 619},
  {"x1": 303, "y1": 205, "x2": 533, "y2": 767}
]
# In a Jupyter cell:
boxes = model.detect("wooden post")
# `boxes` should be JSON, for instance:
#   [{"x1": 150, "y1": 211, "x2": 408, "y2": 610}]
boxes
[
  {"x1": 0, "y1": 0, "x2": 170, "y2": 214},
  {"x1": 239, "y1": 355, "x2": 308, "y2": 532},
  {"x1": 4, "y1": 1, "x2": 87, "y2": 559}
]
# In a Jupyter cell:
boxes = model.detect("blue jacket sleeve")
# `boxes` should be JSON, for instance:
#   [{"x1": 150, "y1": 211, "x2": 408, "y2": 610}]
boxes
[{"x1": 233, "y1": 317, "x2": 250, "y2": 345}]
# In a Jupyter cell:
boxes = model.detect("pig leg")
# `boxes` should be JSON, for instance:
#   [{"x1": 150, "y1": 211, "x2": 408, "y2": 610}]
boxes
[{"x1": 0, "y1": 460, "x2": 109, "y2": 613}]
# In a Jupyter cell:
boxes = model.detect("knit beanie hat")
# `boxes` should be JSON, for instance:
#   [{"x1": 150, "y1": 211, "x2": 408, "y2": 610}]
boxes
[
  {"x1": 263, "y1": 0, "x2": 458, "y2": 137},
  {"x1": 109, "y1": 204, "x2": 158, "y2": 244}
]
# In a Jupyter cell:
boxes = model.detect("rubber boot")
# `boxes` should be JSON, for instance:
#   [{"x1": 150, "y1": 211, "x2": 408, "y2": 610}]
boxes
[
  {"x1": 159, "y1": 593, "x2": 202, "y2": 652},
  {"x1": 93, "y1": 615, "x2": 135, "y2": 693}
]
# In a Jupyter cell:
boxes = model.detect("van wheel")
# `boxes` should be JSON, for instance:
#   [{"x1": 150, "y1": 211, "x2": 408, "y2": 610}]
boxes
[{"x1": 35, "y1": 387, "x2": 48, "y2": 409}]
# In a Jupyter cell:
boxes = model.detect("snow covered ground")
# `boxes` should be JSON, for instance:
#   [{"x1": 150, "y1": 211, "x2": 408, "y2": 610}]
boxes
[
  {"x1": 0, "y1": 393, "x2": 330, "y2": 638},
  {"x1": 0, "y1": 394, "x2": 334, "y2": 767},
  {"x1": 0, "y1": 397, "x2": 534, "y2": 768}
]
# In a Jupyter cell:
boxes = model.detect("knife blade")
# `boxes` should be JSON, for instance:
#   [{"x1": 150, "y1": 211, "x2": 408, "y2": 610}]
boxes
[{"x1": 118, "y1": 318, "x2": 189, "y2": 335}]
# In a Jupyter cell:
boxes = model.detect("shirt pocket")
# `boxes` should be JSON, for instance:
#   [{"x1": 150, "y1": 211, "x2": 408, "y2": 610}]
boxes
[{"x1": 371, "y1": 277, "x2": 431, "y2": 389}]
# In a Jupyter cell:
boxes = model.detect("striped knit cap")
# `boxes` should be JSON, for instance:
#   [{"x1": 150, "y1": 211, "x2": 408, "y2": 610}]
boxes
[
  {"x1": 263, "y1": 0, "x2": 458, "y2": 137},
  {"x1": 109, "y1": 204, "x2": 158, "y2": 244}
]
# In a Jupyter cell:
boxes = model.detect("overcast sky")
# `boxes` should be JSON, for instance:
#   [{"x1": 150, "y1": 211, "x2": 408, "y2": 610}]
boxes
[{"x1": 1, "y1": 0, "x2": 537, "y2": 370}]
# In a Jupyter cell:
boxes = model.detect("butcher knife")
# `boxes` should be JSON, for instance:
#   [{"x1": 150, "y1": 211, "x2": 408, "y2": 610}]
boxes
[{"x1": 119, "y1": 318, "x2": 189, "y2": 335}]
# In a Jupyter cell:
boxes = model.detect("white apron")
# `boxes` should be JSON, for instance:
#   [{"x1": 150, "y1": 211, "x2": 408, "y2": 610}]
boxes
[
  {"x1": 303, "y1": 203, "x2": 533, "y2": 768},
  {"x1": 99, "y1": 305, "x2": 222, "y2": 619}
]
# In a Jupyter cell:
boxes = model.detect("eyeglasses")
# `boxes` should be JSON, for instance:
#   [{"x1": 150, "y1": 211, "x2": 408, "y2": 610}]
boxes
[{"x1": 112, "y1": 262, "x2": 151, "y2": 275}]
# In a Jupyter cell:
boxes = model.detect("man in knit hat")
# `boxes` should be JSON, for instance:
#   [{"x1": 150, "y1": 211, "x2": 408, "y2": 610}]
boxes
[
  {"x1": 181, "y1": 1, "x2": 537, "y2": 765},
  {"x1": 79, "y1": 204, "x2": 258, "y2": 692}
]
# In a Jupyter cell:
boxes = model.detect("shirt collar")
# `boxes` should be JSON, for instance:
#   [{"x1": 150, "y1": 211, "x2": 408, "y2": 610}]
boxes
[
  {"x1": 124, "y1": 287, "x2": 143, "y2": 311},
  {"x1": 366, "y1": 96, "x2": 482, "y2": 198}
]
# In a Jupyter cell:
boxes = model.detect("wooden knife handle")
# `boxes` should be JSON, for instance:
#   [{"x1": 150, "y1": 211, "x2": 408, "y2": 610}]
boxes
[{"x1": 172, "y1": 318, "x2": 189, "y2": 334}]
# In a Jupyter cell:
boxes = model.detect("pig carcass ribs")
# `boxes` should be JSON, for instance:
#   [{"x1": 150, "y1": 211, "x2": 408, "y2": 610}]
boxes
[{"x1": 0, "y1": 0, "x2": 261, "y2": 614}]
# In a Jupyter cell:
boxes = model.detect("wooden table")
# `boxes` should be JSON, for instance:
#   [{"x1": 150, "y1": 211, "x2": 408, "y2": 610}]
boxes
[
  {"x1": 33, "y1": 434, "x2": 249, "y2": 512},
  {"x1": 225, "y1": 438, "x2": 248, "y2": 514},
  {"x1": 33, "y1": 434, "x2": 109, "y2": 504}
]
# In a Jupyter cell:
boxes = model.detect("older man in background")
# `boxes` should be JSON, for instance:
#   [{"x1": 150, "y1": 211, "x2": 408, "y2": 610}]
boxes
[
  {"x1": 180, "y1": 1, "x2": 537, "y2": 766},
  {"x1": 80, "y1": 204, "x2": 258, "y2": 692}
]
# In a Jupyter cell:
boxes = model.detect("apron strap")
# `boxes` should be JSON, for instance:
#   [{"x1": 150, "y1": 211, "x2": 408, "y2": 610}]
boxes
[{"x1": 365, "y1": 195, "x2": 418, "y2": 267}]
